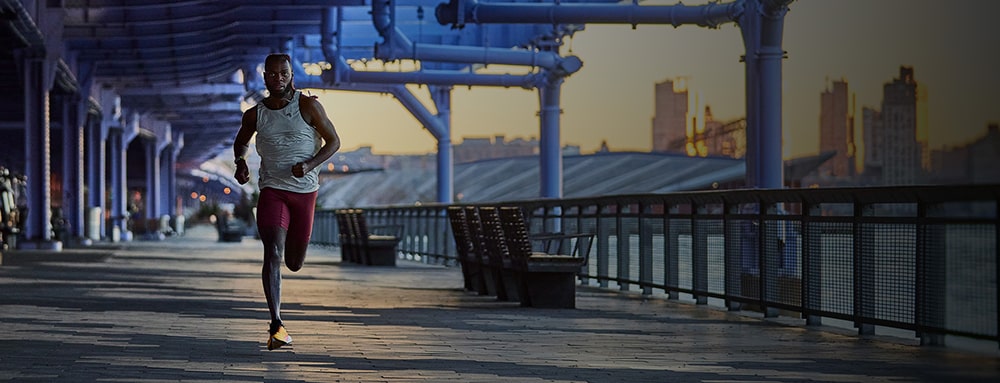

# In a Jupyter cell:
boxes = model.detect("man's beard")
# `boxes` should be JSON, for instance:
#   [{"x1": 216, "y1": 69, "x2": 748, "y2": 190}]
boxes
[{"x1": 269, "y1": 84, "x2": 291, "y2": 97}]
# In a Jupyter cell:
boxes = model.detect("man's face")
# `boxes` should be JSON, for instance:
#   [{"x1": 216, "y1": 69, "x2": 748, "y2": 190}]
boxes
[{"x1": 263, "y1": 60, "x2": 292, "y2": 95}]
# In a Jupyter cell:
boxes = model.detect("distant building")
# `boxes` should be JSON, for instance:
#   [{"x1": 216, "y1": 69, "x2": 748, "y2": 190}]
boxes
[
  {"x1": 861, "y1": 106, "x2": 883, "y2": 178},
  {"x1": 880, "y1": 66, "x2": 923, "y2": 185},
  {"x1": 453, "y1": 135, "x2": 538, "y2": 164},
  {"x1": 652, "y1": 79, "x2": 688, "y2": 153},
  {"x1": 819, "y1": 79, "x2": 855, "y2": 178},
  {"x1": 928, "y1": 123, "x2": 1000, "y2": 184}
]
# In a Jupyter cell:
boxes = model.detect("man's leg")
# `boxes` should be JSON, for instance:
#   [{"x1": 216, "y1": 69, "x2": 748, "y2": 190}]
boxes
[
  {"x1": 284, "y1": 190, "x2": 318, "y2": 272},
  {"x1": 255, "y1": 189, "x2": 293, "y2": 349},
  {"x1": 259, "y1": 225, "x2": 287, "y2": 330}
]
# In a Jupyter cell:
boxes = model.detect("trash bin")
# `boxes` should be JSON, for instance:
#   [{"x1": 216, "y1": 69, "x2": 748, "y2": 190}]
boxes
[{"x1": 86, "y1": 207, "x2": 102, "y2": 241}]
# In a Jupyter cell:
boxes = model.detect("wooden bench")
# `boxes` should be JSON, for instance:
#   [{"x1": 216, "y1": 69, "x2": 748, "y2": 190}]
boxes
[
  {"x1": 449, "y1": 205, "x2": 593, "y2": 308},
  {"x1": 478, "y1": 207, "x2": 529, "y2": 302},
  {"x1": 496, "y1": 206, "x2": 593, "y2": 308},
  {"x1": 334, "y1": 210, "x2": 358, "y2": 263},
  {"x1": 464, "y1": 206, "x2": 509, "y2": 299},
  {"x1": 336, "y1": 209, "x2": 402, "y2": 266},
  {"x1": 447, "y1": 206, "x2": 489, "y2": 295}
]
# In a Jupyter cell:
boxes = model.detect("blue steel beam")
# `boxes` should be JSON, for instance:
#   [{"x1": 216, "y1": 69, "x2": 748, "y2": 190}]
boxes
[{"x1": 435, "y1": 0, "x2": 743, "y2": 28}]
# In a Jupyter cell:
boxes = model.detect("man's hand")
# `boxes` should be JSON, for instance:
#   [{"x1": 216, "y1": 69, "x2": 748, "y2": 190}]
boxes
[
  {"x1": 292, "y1": 161, "x2": 308, "y2": 178},
  {"x1": 235, "y1": 161, "x2": 250, "y2": 184}
]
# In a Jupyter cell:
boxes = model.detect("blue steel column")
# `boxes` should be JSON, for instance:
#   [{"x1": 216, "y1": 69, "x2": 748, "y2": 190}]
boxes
[
  {"x1": 757, "y1": 1, "x2": 790, "y2": 189},
  {"x1": 431, "y1": 86, "x2": 453, "y2": 203},
  {"x1": 740, "y1": 1, "x2": 761, "y2": 188},
  {"x1": 171, "y1": 133, "x2": 183, "y2": 217},
  {"x1": 85, "y1": 108, "x2": 107, "y2": 240},
  {"x1": 144, "y1": 139, "x2": 161, "y2": 222},
  {"x1": 538, "y1": 77, "x2": 563, "y2": 199},
  {"x1": 160, "y1": 143, "x2": 176, "y2": 218},
  {"x1": 107, "y1": 128, "x2": 126, "y2": 241},
  {"x1": 60, "y1": 93, "x2": 85, "y2": 242},
  {"x1": 20, "y1": 51, "x2": 58, "y2": 248}
]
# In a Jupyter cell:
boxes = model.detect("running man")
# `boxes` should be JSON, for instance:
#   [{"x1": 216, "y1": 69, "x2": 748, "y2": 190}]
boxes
[{"x1": 233, "y1": 53, "x2": 341, "y2": 350}]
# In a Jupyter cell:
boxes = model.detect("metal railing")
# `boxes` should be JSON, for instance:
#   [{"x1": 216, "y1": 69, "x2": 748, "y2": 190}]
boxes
[{"x1": 312, "y1": 185, "x2": 1000, "y2": 345}]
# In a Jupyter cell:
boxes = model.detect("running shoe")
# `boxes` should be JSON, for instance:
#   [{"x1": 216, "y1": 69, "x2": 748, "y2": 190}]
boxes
[{"x1": 267, "y1": 324, "x2": 292, "y2": 350}]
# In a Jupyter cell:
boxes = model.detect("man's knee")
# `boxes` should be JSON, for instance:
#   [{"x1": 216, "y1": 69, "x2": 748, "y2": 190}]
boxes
[
  {"x1": 285, "y1": 243, "x2": 307, "y2": 272},
  {"x1": 285, "y1": 255, "x2": 303, "y2": 272}
]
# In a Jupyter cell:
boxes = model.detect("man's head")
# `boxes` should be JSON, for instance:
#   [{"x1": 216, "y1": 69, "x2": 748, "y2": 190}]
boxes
[{"x1": 263, "y1": 53, "x2": 294, "y2": 95}]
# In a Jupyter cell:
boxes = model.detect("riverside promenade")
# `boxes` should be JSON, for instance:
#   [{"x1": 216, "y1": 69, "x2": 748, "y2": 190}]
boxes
[{"x1": 1, "y1": 225, "x2": 998, "y2": 382}]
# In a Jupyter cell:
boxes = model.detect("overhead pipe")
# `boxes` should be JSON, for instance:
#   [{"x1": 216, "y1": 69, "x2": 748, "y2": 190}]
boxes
[
  {"x1": 372, "y1": 0, "x2": 582, "y2": 75},
  {"x1": 322, "y1": 7, "x2": 539, "y2": 89},
  {"x1": 435, "y1": 0, "x2": 744, "y2": 28}
]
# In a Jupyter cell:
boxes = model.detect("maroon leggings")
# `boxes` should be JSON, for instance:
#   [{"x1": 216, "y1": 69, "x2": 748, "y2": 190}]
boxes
[{"x1": 255, "y1": 188, "x2": 318, "y2": 244}]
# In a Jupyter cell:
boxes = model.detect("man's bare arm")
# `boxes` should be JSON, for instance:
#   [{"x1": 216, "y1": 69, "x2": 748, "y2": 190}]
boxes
[
  {"x1": 233, "y1": 107, "x2": 257, "y2": 184},
  {"x1": 295, "y1": 95, "x2": 341, "y2": 177}
]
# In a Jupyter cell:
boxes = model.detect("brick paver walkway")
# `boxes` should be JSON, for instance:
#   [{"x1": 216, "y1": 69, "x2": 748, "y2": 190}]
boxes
[{"x1": 1, "y1": 225, "x2": 998, "y2": 382}]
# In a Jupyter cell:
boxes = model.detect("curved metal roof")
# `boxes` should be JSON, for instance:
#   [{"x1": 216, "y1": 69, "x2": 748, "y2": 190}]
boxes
[{"x1": 316, "y1": 152, "x2": 749, "y2": 207}]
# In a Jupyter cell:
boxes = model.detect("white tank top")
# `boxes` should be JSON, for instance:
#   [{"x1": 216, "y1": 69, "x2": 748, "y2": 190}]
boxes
[{"x1": 255, "y1": 90, "x2": 322, "y2": 193}]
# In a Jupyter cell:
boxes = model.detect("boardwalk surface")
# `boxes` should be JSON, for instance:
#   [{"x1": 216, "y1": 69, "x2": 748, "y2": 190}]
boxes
[{"x1": 1, "y1": 225, "x2": 998, "y2": 382}]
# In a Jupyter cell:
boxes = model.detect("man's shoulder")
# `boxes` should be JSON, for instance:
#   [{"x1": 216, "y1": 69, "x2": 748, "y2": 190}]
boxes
[
  {"x1": 240, "y1": 105, "x2": 259, "y2": 125},
  {"x1": 298, "y1": 92, "x2": 322, "y2": 106}
]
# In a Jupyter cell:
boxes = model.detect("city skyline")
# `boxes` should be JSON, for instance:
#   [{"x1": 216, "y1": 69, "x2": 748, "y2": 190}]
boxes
[{"x1": 308, "y1": 0, "x2": 999, "y2": 160}]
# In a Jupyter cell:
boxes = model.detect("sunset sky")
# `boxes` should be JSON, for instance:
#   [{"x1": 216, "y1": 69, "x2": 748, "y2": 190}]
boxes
[{"x1": 309, "y1": 0, "x2": 1000, "y2": 160}]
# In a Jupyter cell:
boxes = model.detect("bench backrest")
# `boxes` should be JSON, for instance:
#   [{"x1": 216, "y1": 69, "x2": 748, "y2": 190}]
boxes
[
  {"x1": 447, "y1": 207, "x2": 473, "y2": 260},
  {"x1": 463, "y1": 207, "x2": 491, "y2": 264},
  {"x1": 497, "y1": 207, "x2": 533, "y2": 263},
  {"x1": 476, "y1": 207, "x2": 510, "y2": 267}
]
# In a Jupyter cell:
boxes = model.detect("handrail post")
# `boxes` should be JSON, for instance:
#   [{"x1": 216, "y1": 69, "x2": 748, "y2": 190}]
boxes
[
  {"x1": 854, "y1": 201, "x2": 875, "y2": 335},
  {"x1": 617, "y1": 202, "x2": 630, "y2": 291},
  {"x1": 917, "y1": 201, "x2": 946, "y2": 346},
  {"x1": 724, "y1": 200, "x2": 741, "y2": 311},
  {"x1": 640, "y1": 201, "x2": 654, "y2": 296},
  {"x1": 693, "y1": 202, "x2": 708, "y2": 305},
  {"x1": 802, "y1": 201, "x2": 821, "y2": 326}
]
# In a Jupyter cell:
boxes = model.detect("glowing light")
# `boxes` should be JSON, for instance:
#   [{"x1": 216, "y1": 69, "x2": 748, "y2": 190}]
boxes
[
  {"x1": 223, "y1": 187, "x2": 231, "y2": 195},
  {"x1": 341, "y1": 165, "x2": 349, "y2": 172},
  {"x1": 199, "y1": 195, "x2": 207, "y2": 202},
  {"x1": 190, "y1": 192, "x2": 198, "y2": 199},
  {"x1": 327, "y1": 163, "x2": 335, "y2": 171}
]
